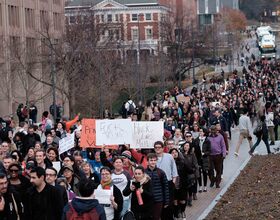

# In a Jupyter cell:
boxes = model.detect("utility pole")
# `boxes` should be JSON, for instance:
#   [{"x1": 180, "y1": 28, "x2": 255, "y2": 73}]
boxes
[
  {"x1": 137, "y1": 13, "x2": 143, "y2": 103},
  {"x1": 50, "y1": 41, "x2": 57, "y2": 122},
  {"x1": 191, "y1": 22, "x2": 196, "y2": 84}
]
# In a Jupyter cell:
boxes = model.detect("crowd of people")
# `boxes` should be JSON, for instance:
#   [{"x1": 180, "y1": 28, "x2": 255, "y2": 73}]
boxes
[{"x1": 0, "y1": 51, "x2": 279, "y2": 220}]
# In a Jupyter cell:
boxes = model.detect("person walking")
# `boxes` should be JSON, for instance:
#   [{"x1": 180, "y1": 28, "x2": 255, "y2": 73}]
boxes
[
  {"x1": 234, "y1": 108, "x2": 253, "y2": 156},
  {"x1": 249, "y1": 115, "x2": 271, "y2": 155},
  {"x1": 208, "y1": 126, "x2": 226, "y2": 188}
]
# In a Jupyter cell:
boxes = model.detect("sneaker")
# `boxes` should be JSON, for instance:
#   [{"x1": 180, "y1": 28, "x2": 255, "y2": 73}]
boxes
[
  {"x1": 210, "y1": 181, "x2": 215, "y2": 187},
  {"x1": 234, "y1": 152, "x2": 239, "y2": 157},
  {"x1": 216, "y1": 184, "x2": 220, "y2": 188},
  {"x1": 270, "y1": 141, "x2": 275, "y2": 145},
  {"x1": 248, "y1": 150, "x2": 253, "y2": 156},
  {"x1": 198, "y1": 187, "x2": 202, "y2": 193},
  {"x1": 203, "y1": 187, "x2": 207, "y2": 192}
]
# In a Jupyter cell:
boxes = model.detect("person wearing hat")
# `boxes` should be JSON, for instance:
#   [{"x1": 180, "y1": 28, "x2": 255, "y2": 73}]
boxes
[
  {"x1": 61, "y1": 165, "x2": 80, "y2": 195},
  {"x1": 121, "y1": 150, "x2": 136, "y2": 177}
]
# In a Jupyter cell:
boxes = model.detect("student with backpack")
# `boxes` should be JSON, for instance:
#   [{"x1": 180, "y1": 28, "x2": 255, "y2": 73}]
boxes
[
  {"x1": 125, "y1": 98, "x2": 136, "y2": 116},
  {"x1": 62, "y1": 178, "x2": 106, "y2": 220}
]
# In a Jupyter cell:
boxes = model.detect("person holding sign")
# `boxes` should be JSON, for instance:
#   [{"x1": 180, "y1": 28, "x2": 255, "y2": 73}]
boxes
[
  {"x1": 96, "y1": 167, "x2": 123, "y2": 220},
  {"x1": 123, "y1": 166, "x2": 153, "y2": 220}
]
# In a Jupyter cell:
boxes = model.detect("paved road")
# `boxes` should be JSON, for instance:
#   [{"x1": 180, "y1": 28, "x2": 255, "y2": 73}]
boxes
[{"x1": 185, "y1": 126, "x2": 280, "y2": 220}]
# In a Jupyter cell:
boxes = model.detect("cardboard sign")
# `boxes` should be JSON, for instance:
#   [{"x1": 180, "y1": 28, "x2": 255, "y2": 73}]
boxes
[
  {"x1": 80, "y1": 119, "x2": 96, "y2": 148},
  {"x1": 96, "y1": 119, "x2": 133, "y2": 145},
  {"x1": 58, "y1": 133, "x2": 75, "y2": 154},
  {"x1": 131, "y1": 121, "x2": 164, "y2": 149},
  {"x1": 176, "y1": 94, "x2": 190, "y2": 104}
]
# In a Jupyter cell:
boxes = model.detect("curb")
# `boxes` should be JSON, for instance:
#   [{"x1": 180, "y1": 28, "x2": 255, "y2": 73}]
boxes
[{"x1": 197, "y1": 155, "x2": 252, "y2": 220}]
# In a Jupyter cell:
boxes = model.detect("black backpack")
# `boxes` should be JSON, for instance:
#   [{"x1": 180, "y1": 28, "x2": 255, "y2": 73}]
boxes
[{"x1": 128, "y1": 101, "x2": 135, "y2": 114}]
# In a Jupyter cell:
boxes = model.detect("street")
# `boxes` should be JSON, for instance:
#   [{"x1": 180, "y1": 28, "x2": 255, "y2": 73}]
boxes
[{"x1": 186, "y1": 126, "x2": 280, "y2": 220}]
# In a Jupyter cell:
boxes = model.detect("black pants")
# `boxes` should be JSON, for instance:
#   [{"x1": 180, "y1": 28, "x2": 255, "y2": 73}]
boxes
[
  {"x1": 161, "y1": 181, "x2": 174, "y2": 220},
  {"x1": 209, "y1": 154, "x2": 223, "y2": 187}
]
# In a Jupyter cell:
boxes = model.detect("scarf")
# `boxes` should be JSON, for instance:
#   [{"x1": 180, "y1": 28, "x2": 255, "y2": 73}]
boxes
[
  {"x1": 101, "y1": 179, "x2": 112, "y2": 190},
  {"x1": 133, "y1": 173, "x2": 151, "y2": 187}
]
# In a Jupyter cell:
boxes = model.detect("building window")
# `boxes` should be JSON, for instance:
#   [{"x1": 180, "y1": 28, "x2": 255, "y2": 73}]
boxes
[
  {"x1": 145, "y1": 13, "x2": 152, "y2": 21},
  {"x1": 132, "y1": 14, "x2": 138, "y2": 21},
  {"x1": 145, "y1": 28, "x2": 153, "y2": 40},
  {"x1": 107, "y1": 14, "x2": 112, "y2": 22},
  {"x1": 115, "y1": 29, "x2": 120, "y2": 40},
  {"x1": 40, "y1": 10, "x2": 49, "y2": 30},
  {"x1": 115, "y1": 14, "x2": 119, "y2": 22},
  {"x1": 132, "y1": 29, "x2": 138, "y2": 40},
  {"x1": 10, "y1": 36, "x2": 20, "y2": 58},
  {"x1": 25, "y1": 8, "x2": 35, "y2": 29},
  {"x1": 53, "y1": 0, "x2": 60, "y2": 5},
  {"x1": 8, "y1": 5, "x2": 20, "y2": 27},
  {"x1": 69, "y1": 16, "x2": 76, "y2": 24},
  {"x1": 53, "y1": 13, "x2": 61, "y2": 30},
  {"x1": 101, "y1": 14, "x2": 104, "y2": 22},
  {"x1": 26, "y1": 37, "x2": 36, "y2": 56}
]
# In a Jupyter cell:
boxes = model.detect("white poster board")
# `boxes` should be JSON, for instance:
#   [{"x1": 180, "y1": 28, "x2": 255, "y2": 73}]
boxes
[
  {"x1": 58, "y1": 133, "x2": 75, "y2": 154},
  {"x1": 52, "y1": 161, "x2": 61, "y2": 173},
  {"x1": 96, "y1": 119, "x2": 133, "y2": 145},
  {"x1": 94, "y1": 189, "x2": 111, "y2": 204},
  {"x1": 131, "y1": 121, "x2": 164, "y2": 149}
]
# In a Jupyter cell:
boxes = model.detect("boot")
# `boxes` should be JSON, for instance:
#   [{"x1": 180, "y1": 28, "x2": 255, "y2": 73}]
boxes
[
  {"x1": 180, "y1": 202, "x2": 187, "y2": 213},
  {"x1": 173, "y1": 205, "x2": 179, "y2": 218}
]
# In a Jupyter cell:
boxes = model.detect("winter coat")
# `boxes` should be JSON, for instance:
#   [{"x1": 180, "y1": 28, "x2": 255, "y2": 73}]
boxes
[
  {"x1": 62, "y1": 197, "x2": 106, "y2": 220},
  {"x1": 123, "y1": 177, "x2": 154, "y2": 220},
  {"x1": 193, "y1": 137, "x2": 211, "y2": 170},
  {"x1": 145, "y1": 167, "x2": 169, "y2": 205}
]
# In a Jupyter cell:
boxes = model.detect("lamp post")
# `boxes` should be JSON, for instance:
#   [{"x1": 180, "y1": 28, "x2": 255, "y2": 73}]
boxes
[
  {"x1": 50, "y1": 40, "x2": 57, "y2": 122},
  {"x1": 137, "y1": 13, "x2": 143, "y2": 102}
]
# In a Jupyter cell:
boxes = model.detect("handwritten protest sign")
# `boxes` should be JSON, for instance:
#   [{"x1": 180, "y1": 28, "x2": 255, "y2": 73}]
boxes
[
  {"x1": 96, "y1": 119, "x2": 132, "y2": 145},
  {"x1": 80, "y1": 119, "x2": 96, "y2": 148},
  {"x1": 131, "y1": 121, "x2": 164, "y2": 149},
  {"x1": 59, "y1": 133, "x2": 75, "y2": 154}
]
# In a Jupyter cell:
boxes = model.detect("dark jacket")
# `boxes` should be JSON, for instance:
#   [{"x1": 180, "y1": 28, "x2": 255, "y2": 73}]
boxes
[
  {"x1": 193, "y1": 137, "x2": 211, "y2": 170},
  {"x1": 0, "y1": 187, "x2": 25, "y2": 220},
  {"x1": 123, "y1": 177, "x2": 153, "y2": 220},
  {"x1": 55, "y1": 184, "x2": 68, "y2": 206},
  {"x1": 183, "y1": 153, "x2": 199, "y2": 179},
  {"x1": 22, "y1": 133, "x2": 41, "y2": 155},
  {"x1": 145, "y1": 167, "x2": 169, "y2": 205},
  {"x1": 25, "y1": 183, "x2": 64, "y2": 220},
  {"x1": 62, "y1": 197, "x2": 106, "y2": 220}
]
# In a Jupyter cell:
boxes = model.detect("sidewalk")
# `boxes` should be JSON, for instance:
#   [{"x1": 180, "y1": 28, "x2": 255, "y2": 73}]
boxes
[{"x1": 185, "y1": 128, "x2": 280, "y2": 220}]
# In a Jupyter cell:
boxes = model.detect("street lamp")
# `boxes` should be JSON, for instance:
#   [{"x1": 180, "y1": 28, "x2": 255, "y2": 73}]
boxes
[{"x1": 137, "y1": 13, "x2": 144, "y2": 102}]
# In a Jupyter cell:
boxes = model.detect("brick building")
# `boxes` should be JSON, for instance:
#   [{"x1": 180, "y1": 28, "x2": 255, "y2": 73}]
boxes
[
  {"x1": 65, "y1": 0, "x2": 171, "y2": 61},
  {"x1": 0, "y1": 0, "x2": 65, "y2": 119}
]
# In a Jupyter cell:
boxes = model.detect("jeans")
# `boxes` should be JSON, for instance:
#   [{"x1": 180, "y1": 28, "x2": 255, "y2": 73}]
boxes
[
  {"x1": 121, "y1": 199, "x2": 131, "y2": 217},
  {"x1": 250, "y1": 137, "x2": 271, "y2": 154}
]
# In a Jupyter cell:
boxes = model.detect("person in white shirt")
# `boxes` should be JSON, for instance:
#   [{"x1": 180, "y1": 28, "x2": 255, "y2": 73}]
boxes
[{"x1": 234, "y1": 108, "x2": 253, "y2": 156}]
